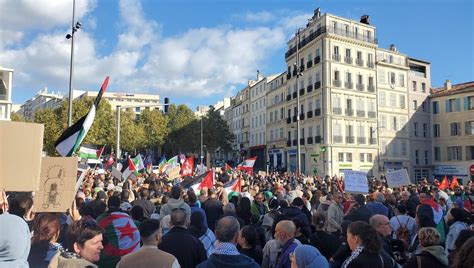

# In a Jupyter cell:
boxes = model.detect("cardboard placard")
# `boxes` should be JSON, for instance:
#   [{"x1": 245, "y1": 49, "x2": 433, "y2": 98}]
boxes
[
  {"x1": 258, "y1": 171, "x2": 267, "y2": 176},
  {"x1": 111, "y1": 167, "x2": 122, "y2": 180},
  {"x1": 35, "y1": 157, "x2": 78, "y2": 212},
  {"x1": 343, "y1": 170, "x2": 369, "y2": 194},
  {"x1": 0, "y1": 121, "x2": 44, "y2": 191},
  {"x1": 167, "y1": 166, "x2": 181, "y2": 180},
  {"x1": 386, "y1": 169, "x2": 411, "y2": 188},
  {"x1": 75, "y1": 166, "x2": 90, "y2": 193}
]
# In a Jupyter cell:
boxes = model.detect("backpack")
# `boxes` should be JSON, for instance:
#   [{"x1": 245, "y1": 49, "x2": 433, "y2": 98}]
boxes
[{"x1": 395, "y1": 216, "x2": 411, "y2": 243}]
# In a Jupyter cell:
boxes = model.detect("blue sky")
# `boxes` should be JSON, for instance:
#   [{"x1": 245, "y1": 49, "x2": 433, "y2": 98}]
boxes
[{"x1": 1, "y1": 0, "x2": 472, "y2": 110}]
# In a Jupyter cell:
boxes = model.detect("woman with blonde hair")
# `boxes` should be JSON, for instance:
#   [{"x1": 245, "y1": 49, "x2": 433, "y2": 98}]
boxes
[{"x1": 402, "y1": 227, "x2": 448, "y2": 268}]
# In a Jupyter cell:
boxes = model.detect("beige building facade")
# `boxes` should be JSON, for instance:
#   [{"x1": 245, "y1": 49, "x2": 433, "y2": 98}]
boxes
[
  {"x1": 75, "y1": 90, "x2": 161, "y2": 114},
  {"x1": 266, "y1": 73, "x2": 287, "y2": 170},
  {"x1": 0, "y1": 66, "x2": 14, "y2": 121},
  {"x1": 431, "y1": 81, "x2": 474, "y2": 183}
]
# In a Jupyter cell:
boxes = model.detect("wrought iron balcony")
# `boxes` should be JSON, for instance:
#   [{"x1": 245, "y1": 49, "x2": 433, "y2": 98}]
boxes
[
  {"x1": 345, "y1": 82, "x2": 353, "y2": 89},
  {"x1": 315, "y1": 108, "x2": 321, "y2": 116},
  {"x1": 367, "y1": 85, "x2": 375, "y2": 92},
  {"x1": 314, "y1": 81, "x2": 321, "y2": 89},
  {"x1": 307, "y1": 84, "x2": 313, "y2": 93},
  {"x1": 368, "y1": 111, "x2": 376, "y2": 118},
  {"x1": 333, "y1": 80, "x2": 341, "y2": 87},
  {"x1": 292, "y1": 115, "x2": 297, "y2": 122},
  {"x1": 299, "y1": 88, "x2": 305, "y2": 96},
  {"x1": 345, "y1": 109, "x2": 354, "y2": 116},
  {"x1": 357, "y1": 110, "x2": 365, "y2": 117},
  {"x1": 286, "y1": 94, "x2": 291, "y2": 101},
  {"x1": 286, "y1": 73, "x2": 291, "y2": 80},
  {"x1": 287, "y1": 140, "x2": 291, "y2": 146},
  {"x1": 333, "y1": 136, "x2": 343, "y2": 143},
  {"x1": 314, "y1": 136, "x2": 322, "y2": 144},
  {"x1": 300, "y1": 138, "x2": 305, "y2": 145},
  {"x1": 346, "y1": 136, "x2": 355, "y2": 144},
  {"x1": 300, "y1": 113, "x2": 305, "y2": 120},
  {"x1": 286, "y1": 117, "x2": 291, "y2": 124},
  {"x1": 292, "y1": 92, "x2": 297, "y2": 99},
  {"x1": 356, "y1": 59, "x2": 364, "y2": 66},
  {"x1": 307, "y1": 111, "x2": 313, "y2": 118},
  {"x1": 332, "y1": 54, "x2": 341, "y2": 62},
  {"x1": 292, "y1": 139, "x2": 297, "y2": 146},
  {"x1": 314, "y1": 56, "x2": 321, "y2": 64},
  {"x1": 307, "y1": 137, "x2": 313, "y2": 144},
  {"x1": 344, "y1": 57, "x2": 353, "y2": 64},
  {"x1": 356, "y1": 84, "x2": 365, "y2": 91},
  {"x1": 358, "y1": 137, "x2": 366, "y2": 144},
  {"x1": 370, "y1": 138, "x2": 377, "y2": 144},
  {"x1": 333, "y1": 107, "x2": 342, "y2": 115},
  {"x1": 307, "y1": 60, "x2": 313, "y2": 69},
  {"x1": 367, "y1": 62, "x2": 375, "y2": 68}
]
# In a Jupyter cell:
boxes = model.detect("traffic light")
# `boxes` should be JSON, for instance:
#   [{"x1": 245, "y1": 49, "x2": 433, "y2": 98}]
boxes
[{"x1": 164, "y1": 97, "x2": 169, "y2": 113}]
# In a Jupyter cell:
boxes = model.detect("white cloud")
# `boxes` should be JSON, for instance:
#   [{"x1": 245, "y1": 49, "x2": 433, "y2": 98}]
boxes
[
  {"x1": 2, "y1": 0, "x2": 311, "y2": 102},
  {"x1": 239, "y1": 11, "x2": 276, "y2": 23}
]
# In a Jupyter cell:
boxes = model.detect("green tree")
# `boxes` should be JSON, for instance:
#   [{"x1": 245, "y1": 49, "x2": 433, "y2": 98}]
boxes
[
  {"x1": 165, "y1": 104, "x2": 197, "y2": 155},
  {"x1": 34, "y1": 108, "x2": 62, "y2": 155},
  {"x1": 10, "y1": 112, "x2": 28, "y2": 122},
  {"x1": 203, "y1": 106, "x2": 234, "y2": 154},
  {"x1": 139, "y1": 109, "x2": 169, "y2": 149},
  {"x1": 117, "y1": 109, "x2": 146, "y2": 153}
]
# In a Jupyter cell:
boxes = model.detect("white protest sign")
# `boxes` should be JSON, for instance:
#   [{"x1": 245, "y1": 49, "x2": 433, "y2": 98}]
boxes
[
  {"x1": 386, "y1": 169, "x2": 410, "y2": 188},
  {"x1": 343, "y1": 170, "x2": 368, "y2": 194},
  {"x1": 111, "y1": 167, "x2": 122, "y2": 180}
]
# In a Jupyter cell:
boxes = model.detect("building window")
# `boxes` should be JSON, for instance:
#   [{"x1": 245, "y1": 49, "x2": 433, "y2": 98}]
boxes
[
  {"x1": 392, "y1": 116, "x2": 397, "y2": 131},
  {"x1": 412, "y1": 81, "x2": 417, "y2": 91},
  {"x1": 432, "y1": 101, "x2": 439, "y2": 114},
  {"x1": 334, "y1": 46, "x2": 339, "y2": 55},
  {"x1": 423, "y1": 123, "x2": 428, "y2": 137},
  {"x1": 379, "y1": 91, "x2": 386, "y2": 106},
  {"x1": 450, "y1": 122, "x2": 461, "y2": 136},
  {"x1": 466, "y1": 121, "x2": 474, "y2": 135},
  {"x1": 434, "y1": 147, "x2": 441, "y2": 161},
  {"x1": 398, "y1": 74, "x2": 405, "y2": 87},
  {"x1": 401, "y1": 141, "x2": 407, "y2": 156},
  {"x1": 424, "y1": 150, "x2": 429, "y2": 165},
  {"x1": 446, "y1": 98, "x2": 460, "y2": 113},
  {"x1": 379, "y1": 114, "x2": 387, "y2": 129},
  {"x1": 390, "y1": 93, "x2": 396, "y2": 107},
  {"x1": 467, "y1": 96, "x2": 474, "y2": 110},
  {"x1": 415, "y1": 150, "x2": 419, "y2": 165},
  {"x1": 413, "y1": 100, "x2": 418, "y2": 110},
  {"x1": 421, "y1": 83, "x2": 426, "y2": 93},
  {"x1": 433, "y1": 124, "x2": 440, "y2": 137},
  {"x1": 414, "y1": 122, "x2": 418, "y2": 137},
  {"x1": 367, "y1": 153, "x2": 373, "y2": 162},
  {"x1": 346, "y1": 153, "x2": 352, "y2": 162},
  {"x1": 360, "y1": 153, "x2": 365, "y2": 162},
  {"x1": 447, "y1": 146, "x2": 462, "y2": 161},
  {"x1": 338, "y1": 153, "x2": 344, "y2": 162},
  {"x1": 399, "y1": 95, "x2": 406, "y2": 109},
  {"x1": 466, "y1": 146, "x2": 474, "y2": 160},
  {"x1": 390, "y1": 72, "x2": 396, "y2": 85}
]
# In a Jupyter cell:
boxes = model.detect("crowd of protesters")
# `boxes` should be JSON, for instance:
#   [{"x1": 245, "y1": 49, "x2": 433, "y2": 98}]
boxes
[{"x1": 1, "y1": 167, "x2": 474, "y2": 268}]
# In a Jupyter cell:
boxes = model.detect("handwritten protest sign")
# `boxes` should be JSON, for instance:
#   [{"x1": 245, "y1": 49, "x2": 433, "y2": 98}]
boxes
[
  {"x1": 167, "y1": 166, "x2": 181, "y2": 180},
  {"x1": 386, "y1": 169, "x2": 411, "y2": 188},
  {"x1": 0, "y1": 121, "x2": 44, "y2": 191},
  {"x1": 35, "y1": 157, "x2": 78, "y2": 212},
  {"x1": 344, "y1": 170, "x2": 368, "y2": 194}
]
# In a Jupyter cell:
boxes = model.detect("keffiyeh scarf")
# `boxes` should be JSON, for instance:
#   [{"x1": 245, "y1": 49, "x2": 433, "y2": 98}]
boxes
[{"x1": 342, "y1": 245, "x2": 364, "y2": 268}]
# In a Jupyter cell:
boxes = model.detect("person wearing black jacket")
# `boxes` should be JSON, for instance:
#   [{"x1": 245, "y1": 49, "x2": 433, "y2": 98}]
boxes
[
  {"x1": 159, "y1": 209, "x2": 207, "y2": 268},
  {"x1": 344, "y1": 194, "x2": 374, "y2": 224},
  {"x1": 281, "y1": 198, "x2": 311, "y2": 237},
  {"x1": 202, "y1": 189, "x2": 224, "y2": 231}
]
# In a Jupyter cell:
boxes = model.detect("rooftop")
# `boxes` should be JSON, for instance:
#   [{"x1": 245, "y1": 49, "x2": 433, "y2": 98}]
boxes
[{"x1": 431, "y1": 80, "x2": 474, "y2": 97}]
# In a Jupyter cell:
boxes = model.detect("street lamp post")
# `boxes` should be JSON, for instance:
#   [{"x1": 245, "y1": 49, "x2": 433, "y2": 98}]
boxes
[
  {"x1": 295, "y1": 29, "x2": 302, "y2": 175},
  {"x1": 66, "y1": 0, "x2": 81, "y2": 127},
  {"x1": 201, "y1": 116, "x2": 204, "y2": 167}
]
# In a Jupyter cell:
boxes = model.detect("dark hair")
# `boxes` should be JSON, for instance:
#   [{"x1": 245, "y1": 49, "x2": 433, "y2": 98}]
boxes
[
  {"x1": 187, "y1": 190, "x2": 197, "y2": 204},
  {"x1": 454, "y1": 229, "x2": 474, "y2": 250},
  {"x1": 449, "y1": 208, "x2": 470, "y2": 224},
  {"x1": 107, "y1": 195, "x2": 121, "y2": 209},
  {"x1": 354, "y1": 194, "x2": 366, "y2": 206},
  {"x1": 312, "y1": 213, "x2": 325, "y2": 229},
  {"x1": 31, "y1": 213, "x2": 61, "y2": 244},
  {"x1": 215, "y1": 216, "x2": 240, "y2": 242},
  {"x1": 292, "y1": 197, "x2": 304, "y2": 207},
  {"x1": 279, "y1": 199, "x2": 289, "y2": 209},
  {"x1": 236, "y1": 197, "x2": 252, "y2": 223},
  {"x1": 269, "y1": 198, "x2": 279, "y2": 210},
  {"x1": 90, "y1": 199, "x2": 107, "y2": 219},
  {"x1": 9, "y1": 195, "x2": 34, "y2": 218},
  {"x1": 452, "y1": 237, "x2": 474, "y2": 268},
  {"x1": 130, "y1": 206, "x2": 145, "y2": 222},
  {"x1": 120, "y1": 189, "x2": 130, "y2": 201},
  {"x1": 240, "y1": 225, "x2": 258, "y2": 247},
  {"x1": 66, "y1": 219, "x2": 103, "y2": 252},
  {"x1": 348, "y1": 221, "x2": 381, "y2": 254},
  {"x1": 416, "y1": 204, "x2": 436, "y2": 228},
  {"x1": 139, "y1": 219, "x2": 160, "y2": 239},
  {"x1": 171, "y1": 186, "x2": 181, "y2": 199},
  {"x1": 271, "y1": 213, "x2": 289, "y2": 237},
  {"x1": 396, "y1": 204, "x2": 407, "y2": 214},
  {"x1": 170, "y1": 209, "x2": 186, "y2": 226},
  {"x1": 140, "y1": 188, "x2": 150, "y2": 199}
]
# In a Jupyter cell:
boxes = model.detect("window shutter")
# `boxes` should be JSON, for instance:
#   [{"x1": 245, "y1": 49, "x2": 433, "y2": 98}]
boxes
[
  {"x1": 456, "y1": 98, "x2": 461, "y2": 112},
  {"x1": 457, "y1": 122, "x2": 462, "y2": 136},
  {"x1": 465, "y1": 97, "x2": 470, "y2": 111},
  {"x1": 465, "y1": 122, "x2": 469, "y2": 135},
  {"x1": 445, "y1": 99, "x2": 450, "y2": 112}
]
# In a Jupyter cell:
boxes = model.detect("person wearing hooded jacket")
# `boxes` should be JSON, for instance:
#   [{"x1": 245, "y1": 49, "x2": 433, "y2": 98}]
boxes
[
  {"x1": 197, "y1": 216, "x2": 259, "y2": 268},
  {"x1": 403, "y1": 227, "x2": 448, "y2": 268},
  {"x1": 290, "y1": 245, "x2": 329, "y2": 268},
  {"x1": 160, "y1": 186, "x2": 191, "y2": 219},
  {"x1": 445, "y1": 207, "x2": 470, "y2": 253}
]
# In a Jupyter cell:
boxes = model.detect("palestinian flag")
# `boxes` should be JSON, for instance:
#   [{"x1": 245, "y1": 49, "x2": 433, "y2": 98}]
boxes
[
  {"x1": 224, "y1": 176, "x2": 241, "y2": 193},
  {"x1": 190, "y1": 171, "x2": 214, "y2": 193},
  {"x1": 225, "y1": 163, "x2": 234, "y2": 175},
  {"x1": 55, "y1": 77, "x2": 109, "y2": 156},
  {"x1": 105, "y1": 154, "x2": 115, "y2": 169},
  {"x1": 78, "y1": 144, "x2": 104, "y2": 159},
  {"x1": 237, "y1": 156, "x2": 256, "y2": 175},
  {"x1": 121, "y1": 157, "x2": 136, "y2": 180},
  {"x1": 96, "y1": 212, "x2": 140, "y2": 267}
]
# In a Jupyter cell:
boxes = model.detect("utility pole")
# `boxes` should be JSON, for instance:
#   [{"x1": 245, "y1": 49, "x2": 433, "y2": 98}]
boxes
[
  {"x1": 67, "y1": 0, "x2": 77, "y2": 126},
  {"x1": 295, "y1": 29, "x2": 302, "y2": 175}
]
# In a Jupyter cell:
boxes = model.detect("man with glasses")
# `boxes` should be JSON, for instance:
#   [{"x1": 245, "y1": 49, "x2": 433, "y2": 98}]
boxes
[{"x1": 326, "y1": 192, "x2": 344, "y2": 236}]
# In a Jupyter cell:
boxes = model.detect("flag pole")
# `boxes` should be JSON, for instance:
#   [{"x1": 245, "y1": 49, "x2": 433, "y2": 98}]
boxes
[{"x1": 93, "y1": 144, "x2": 106, "y2": 171}]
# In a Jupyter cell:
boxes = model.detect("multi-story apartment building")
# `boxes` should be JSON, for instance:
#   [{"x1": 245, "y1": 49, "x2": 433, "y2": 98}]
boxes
[
  {"x1": 195, "y1": 98, "x2": 231, "y2": 118},
  {"x1": 407, "y1": 58, "x2": 432, "y2": 181},
  {"x1": 376, "y1": 47, "x2": 410, "y2": 177},
  {"x1": 241, "y1": 85, "x2": 251, "y2": 157},
  {"x1": 0, "y1": 66, "x2": 14, "y2": 121},
  {"x1": 430, "y1": 81, "x2": 474, "y2": 183},
  {"x1": 249, "y1": 72, "x2": 268, "y2": 170},
  {"x1": 266, "y1": 73, "x2": 287, "y2": 171},
  {"x1": 284, "y1": 10, "x2": 379, "y2": 176},
  {"x1": 17, "y1": 87, "x2": 64, "y2": 120}
]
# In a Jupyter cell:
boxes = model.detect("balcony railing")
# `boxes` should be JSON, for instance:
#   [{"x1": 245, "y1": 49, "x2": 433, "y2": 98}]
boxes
[
  {"x1": 367, "y1": 84, "x2": 375, "y2": 92},
  {"x1": 286, "y1": 117, "x2": 291, "y2": 124},
  {"x1": 286, "y1": 94, "x2": 291, "y2": 101},
  {"x1": 370, "y1": 138, "x2": 377, "y2": 144},
  {"x1": 356, "y1": 84, "x2": 365, "y2": 91},
  {"x1": 307, "y1": 137, "x2": 313, "y2": 144},
  {"x1": 333, "y1": 107, "x2": 342, "y2": 115},
  {"x1": 307, "y1": 60, "x2": 313, "y2": 69},
  {"x1": 333, "y1": 80, "x2": 341, "y2": 87},
  {"x1": 307, "y1": 84, "x2": 313, "y2": 93},
  {"x1": 300, "y1": 138, "x2": 305, "y2": 145},
  {"x1": 315, "y1": 108, "x2": 321, "y2": 116},
  {"x1": 287, "y1": 140, "x2": 291, "y2": 146},
  {"x1": 344, "y1": 57, "x2": 353, "y2": 64},
  {"x1": 292, "y1": 115, "x2": 297, "y2": 122},
  {"x1": 292, "y1": 139, "x2": 297, "y2": 146},
  {"x1": 307, "y1": 110, "x2": 313, "y2": 118},
  {"x1": 358, "y1": 137, "x2": 366, "y2": 144},
  {"x1": 292, "y1": 92, "x2": 297, "y2": 99},
  {"x1": 345, "y1": 109, "x2": 354, "y2": 116},
  {"x1": 357, "y1": 110, "x2": 365, "y2": 117},
  {"x1": 314, "y1": 136, "x2": 322, "y2": 144},
  {"x1": 299, "y1": 88, "x2": 305, "y2": 96},
  {"x1": 367, "y1": 62, "x2": 375, "y2": 68},
  {"x1": 333, "y1": 136, "x2": 343, "y2": 143},
  {"x1": 0, "y1": 94, "x2": 7, "y2": 101},
  {"x1": 314, "y1": 56, "x2": 321, "y2": 64},
  {"x1": 345, "y1": 82, "x2": 353, "y2": 89},
  {"x1": 314, "y1": 81, "x2": 321, "y2": 89},
  {"x1": 356, "y1": 59, "x2": 364, "y2": 66},
  {"x1": 332, "y1": 54, "x2": 341, "y2": 62},
  {"x1": 292, "y1": 68, "x2": 297, "y2": 77},
  {"x1": 368, "y1": 111, "x2": 376, "y2": 118},
  {"x1": 346, "y1": 136, "x2": 355, "y2": 144}
]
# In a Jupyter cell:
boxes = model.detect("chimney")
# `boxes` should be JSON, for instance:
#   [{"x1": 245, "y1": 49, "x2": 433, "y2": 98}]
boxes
[
  {"x1": 360, "y1": 15, "x2": 370, "y2": 25},
  {"x1": 313, "y1": 8, "x2": 321, "y2": 19},
  {"x1": 444, "y1": 80, "x2": 452, "y2": 90},
  {"x1": 257, "y1": 70, "x2": 263, "y2": 81}
]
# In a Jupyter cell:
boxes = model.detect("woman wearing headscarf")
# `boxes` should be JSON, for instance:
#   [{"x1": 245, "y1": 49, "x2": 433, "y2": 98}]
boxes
[
  {"x1": 188, "y1": 211, "x2": 216, "y2": 257},
  {"x1": 445, "y1": 208, "x2": 470, "y2": 253},
  {"x1": 28, "y1": 213, "x2": 63, "y2": 267},
  {"x1": 342, "y1": 221, "x2": 395, "y2": 268},
  {"x1": 290, "y1": 244, "x2": 329, "y2": 268}
]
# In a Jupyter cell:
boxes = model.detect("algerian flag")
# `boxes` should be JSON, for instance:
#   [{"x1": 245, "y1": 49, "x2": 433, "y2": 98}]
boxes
[
  {"x1": 133, "y1": 154, "x2": 145, "y2": 175},
  {"x1": 164, "y1": 155, "x2": 179, "y2": 174},
  {"x1": 55, "y1": 77, "x2": 109, "y2": 156}
]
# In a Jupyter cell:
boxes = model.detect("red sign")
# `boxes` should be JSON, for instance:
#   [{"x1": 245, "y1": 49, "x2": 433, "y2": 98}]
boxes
[{"x1": 470, "y1": 164, "x2": 474, "y2": 175}]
